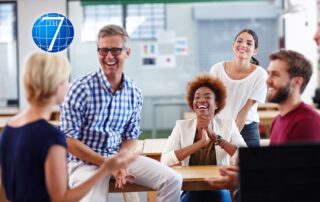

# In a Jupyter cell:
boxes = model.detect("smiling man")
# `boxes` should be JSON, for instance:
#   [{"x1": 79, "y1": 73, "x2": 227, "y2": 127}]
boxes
[
  {"x1": 206, "y1": 36, "x2": 320, "y2": 201},
  {"x1": 60, "y1": 24, "x2": 182, "y2": 202},
  {"x1": 267, "y1": 50, "x2": 320, "y2": 144}
]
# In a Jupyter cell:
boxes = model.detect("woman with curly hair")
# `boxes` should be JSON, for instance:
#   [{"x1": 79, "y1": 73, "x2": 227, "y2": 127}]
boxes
[{"x1": 161, "y1": 74, "x2": 246, "y2": 202}]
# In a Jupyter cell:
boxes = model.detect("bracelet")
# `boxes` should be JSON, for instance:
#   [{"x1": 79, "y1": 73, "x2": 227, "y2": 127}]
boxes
[
  {"x1": 219, "y1": 139, "x2": 227, "y2": 149},
  {"x1": 214, "y1": 135, "x2": 222, "y2": 145}
]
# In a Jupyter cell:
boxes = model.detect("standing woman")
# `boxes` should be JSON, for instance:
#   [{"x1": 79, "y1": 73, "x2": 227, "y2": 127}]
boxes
[
  {"x1": 210, "y1": 29, "x2": 267, "y2": 147},
  {"x1": 0, "y1": 52, "x2": 136, "y2": 202}
]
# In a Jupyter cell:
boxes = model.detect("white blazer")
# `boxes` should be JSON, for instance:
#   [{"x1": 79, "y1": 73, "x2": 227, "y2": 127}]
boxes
[{"x1": 161, "y1": 118, "x2": 247, "y2": 166}]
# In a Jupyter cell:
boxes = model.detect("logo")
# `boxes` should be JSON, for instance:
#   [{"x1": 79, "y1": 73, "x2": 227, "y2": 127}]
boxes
[{"x1": 32, "y1": 13, "x2": 74, "y2": 52}]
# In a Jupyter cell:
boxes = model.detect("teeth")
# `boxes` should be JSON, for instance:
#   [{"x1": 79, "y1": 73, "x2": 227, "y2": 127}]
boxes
[
  {"x1": 198, "y1": 105, "x2": 207, "y2": 109},
  {"x1": 106, "y1": 61, "x2": 116, "y2": 65}
]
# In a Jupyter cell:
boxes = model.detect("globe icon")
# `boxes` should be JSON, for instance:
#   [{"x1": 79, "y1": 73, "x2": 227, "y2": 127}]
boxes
[{"x1": 32, "y1": 13, "x2": 74, "y2": 52}]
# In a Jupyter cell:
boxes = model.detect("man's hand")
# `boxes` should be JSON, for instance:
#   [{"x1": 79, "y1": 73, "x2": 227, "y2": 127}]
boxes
[
  {"x1": 112, "y1": 168, "x2": 136, "y2": 189},
  {"x1": 101, "y1": 149, "x2": 137, "y2": 188},
  {"x1": 204, "y1": 166, "x2": 239, "y2": 189}
]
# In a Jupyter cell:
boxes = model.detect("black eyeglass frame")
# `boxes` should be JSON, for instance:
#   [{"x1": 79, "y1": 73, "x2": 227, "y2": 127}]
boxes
[{"x1": 97, "y1": 47, "x2": 126, "y2": 56}]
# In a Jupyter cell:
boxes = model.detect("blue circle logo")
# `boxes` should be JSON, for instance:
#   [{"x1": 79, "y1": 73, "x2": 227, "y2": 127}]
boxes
[{"x1": 32, "y1": 13, "x2": 74, "y2": 52}]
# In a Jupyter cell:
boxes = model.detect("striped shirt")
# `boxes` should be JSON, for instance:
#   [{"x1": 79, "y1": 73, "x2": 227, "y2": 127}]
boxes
[{"x1": 60, "y1": 68, "x2": 143, "y2": 162}]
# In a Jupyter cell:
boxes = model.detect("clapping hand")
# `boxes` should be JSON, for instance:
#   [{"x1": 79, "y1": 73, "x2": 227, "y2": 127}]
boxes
[
  {"x1": 200, "y1": 128, "x2": 211, "y2": 146},
  {"x1": 197, "y1": 115, "x2": 218, "y2": 141}
]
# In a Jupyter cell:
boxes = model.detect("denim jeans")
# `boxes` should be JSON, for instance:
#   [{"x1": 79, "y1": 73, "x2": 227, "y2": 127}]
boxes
[
  {"x1": 180, "y1": 190, "x2": 232, "y2": 202},
  {"x1": 240, "y1": 121, "x2": 260, "y2": 147}
]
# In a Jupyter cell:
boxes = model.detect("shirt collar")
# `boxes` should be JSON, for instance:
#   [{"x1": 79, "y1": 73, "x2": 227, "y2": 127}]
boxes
[{"x1": 98, "y1": 68, "x2": 127, "y2": 92}]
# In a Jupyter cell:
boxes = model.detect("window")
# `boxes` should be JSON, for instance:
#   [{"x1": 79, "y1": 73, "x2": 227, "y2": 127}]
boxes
[
  {"x1": 0, "y1": 3, "x2": 15, "y2": 42},
  {"x1": 0, "y1": 2, "x2": 18, "y2": 107},
  {"x1": 82, "y1": 5, "x2": 122, "y2": 41},
  {"x1": 82, "y1": 3, "x2": 166, "y2": 41},
  {"x1": 127, "y1": 4, "x2": 165, "y2": 39}
]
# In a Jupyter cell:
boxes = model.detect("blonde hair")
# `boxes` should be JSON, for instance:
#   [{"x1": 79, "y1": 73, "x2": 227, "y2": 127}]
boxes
[{"x1": 23, "y1": 52, "x2": 70, "y2": 106}]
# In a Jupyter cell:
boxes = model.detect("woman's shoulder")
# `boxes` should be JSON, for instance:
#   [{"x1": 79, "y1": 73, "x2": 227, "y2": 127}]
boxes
[
  {"x1": 6, "y1": 118, "x2": 49, "y2": 130},
  {"x1": 210, "y1": 61, "x2": 225, "y2": 70},
  {"x1": 254, "y1": 65, "x2": 268, "y2": 77},
  {"x1": 214, "y1": 118, "x2": 236, "y2": 130},
  {"x1": 175, "y1": 119, "x2": 196, "y2": 128}
]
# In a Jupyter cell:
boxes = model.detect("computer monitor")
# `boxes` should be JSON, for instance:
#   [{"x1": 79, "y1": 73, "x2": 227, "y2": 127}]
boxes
[{"x1": 239, "y1": 144, "x2": 320, "y2": 202}]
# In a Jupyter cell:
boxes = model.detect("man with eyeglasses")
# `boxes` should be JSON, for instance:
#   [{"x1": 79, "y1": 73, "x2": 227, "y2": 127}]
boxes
[{"x1": 60, "y1": 24, "x2": 182, "y2": 202}]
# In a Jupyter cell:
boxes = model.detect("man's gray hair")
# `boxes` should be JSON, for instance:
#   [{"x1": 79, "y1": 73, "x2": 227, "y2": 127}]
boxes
[{"x1": 97, "y1": 24, "x2": 130, "y2": 48}]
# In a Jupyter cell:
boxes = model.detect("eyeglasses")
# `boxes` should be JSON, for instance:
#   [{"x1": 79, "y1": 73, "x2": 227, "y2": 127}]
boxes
[{"x1": 97, "y1": 47, "x2": 125, "y2": 56}]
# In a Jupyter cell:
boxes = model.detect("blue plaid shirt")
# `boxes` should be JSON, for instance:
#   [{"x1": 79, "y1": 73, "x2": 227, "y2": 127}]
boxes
[{"x1": 60, "y1": 68, "x2": 143, "y2": 161}]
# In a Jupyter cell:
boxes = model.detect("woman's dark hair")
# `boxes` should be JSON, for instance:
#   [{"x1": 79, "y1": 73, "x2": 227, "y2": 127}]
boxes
[
  {"x1": 251, "y1": 57, "x2": 260, "y2": 65},
  {"x1": 235, "y1": 29, "x2": 259, "y2": 65}
]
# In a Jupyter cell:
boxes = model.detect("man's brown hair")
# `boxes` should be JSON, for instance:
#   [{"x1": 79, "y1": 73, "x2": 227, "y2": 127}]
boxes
[{"x1": 269, "y1": 50, "x2": 312, "y2": 93}]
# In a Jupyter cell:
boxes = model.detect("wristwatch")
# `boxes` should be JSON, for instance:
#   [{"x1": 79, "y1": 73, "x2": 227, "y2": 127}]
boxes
[{"x1": 214, "y1": 135, "x2": 223, "y2": 145}]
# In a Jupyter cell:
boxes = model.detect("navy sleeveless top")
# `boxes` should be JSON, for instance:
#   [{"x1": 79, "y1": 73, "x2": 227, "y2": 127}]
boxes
[{"x1": 0, "y1": 119, "x2": 67, "y2": 202}]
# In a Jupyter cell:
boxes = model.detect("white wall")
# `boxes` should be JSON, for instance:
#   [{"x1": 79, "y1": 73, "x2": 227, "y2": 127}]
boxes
[
  {"x1": 284, "y1": 0, "x2": 318, "y2": 103},
  {"x1": 17, "y1": 0, "x2": 67, "y2": 108}
]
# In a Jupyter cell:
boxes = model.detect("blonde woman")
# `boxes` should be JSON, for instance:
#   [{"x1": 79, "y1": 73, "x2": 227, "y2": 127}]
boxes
[{"x1": 0, "y1": 52, "x2": 136, "y2": 202}]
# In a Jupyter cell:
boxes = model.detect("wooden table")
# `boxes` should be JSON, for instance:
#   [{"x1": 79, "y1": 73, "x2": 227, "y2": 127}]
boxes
[
  {"x1": 258, "y1": 103, "x2": 278, "y2": 111},
  {"x1": 0, "y1": 106, "x2": 60, "y2": 121},
  {"x1": 142, "y1": 138, "x2": 168, "y2": 161},
  {"x1": 173, "y1": 165, "x2": 223, "y2": 190},
  {"x1": 109, "y1": 165, "x2": 224, "y2": 192},
  {"x1": 0, "y1": 107, "x2": 20, "y2": 116}
]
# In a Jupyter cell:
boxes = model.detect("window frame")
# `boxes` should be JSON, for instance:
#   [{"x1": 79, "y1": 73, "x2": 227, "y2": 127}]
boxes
[{"x1": 81, "y1": 3, "x2": 166, "y2": 41}]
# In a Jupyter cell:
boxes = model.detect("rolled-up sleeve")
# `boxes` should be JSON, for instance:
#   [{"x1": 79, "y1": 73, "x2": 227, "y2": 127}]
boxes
[
  {"x1": 161, "y1": 121, "x2": 182, "y2": 166},
  {"x1": 122, "y1": 89, "x2": 143, "y2": 140},
  {"x1": 60, "y1": 82, "x2": 87, "y2": 139}
]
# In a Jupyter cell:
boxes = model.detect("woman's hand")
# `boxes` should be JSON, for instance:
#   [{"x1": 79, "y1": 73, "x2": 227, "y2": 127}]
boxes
[
  {"x1": 197, "y1": 115, "x2": 218, "y2": 142},
  {"x1": 197, "y1": 115, "x2": 213, "y2": 132},
  {"x1": 199, "y1": 128, "x2": 211, "y2": 147}
]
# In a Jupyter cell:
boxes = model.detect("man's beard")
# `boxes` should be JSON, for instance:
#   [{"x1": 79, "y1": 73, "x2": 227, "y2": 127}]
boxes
[{"x1": 267, "y1": 83, "x2": 291, "y2": 104}]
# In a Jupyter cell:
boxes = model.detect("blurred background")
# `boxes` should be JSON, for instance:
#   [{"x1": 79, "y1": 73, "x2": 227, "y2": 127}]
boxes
[{"x1": 0, "y1": 0, "x2": 319, "y2": 138}]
